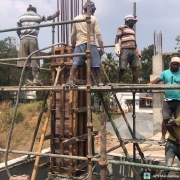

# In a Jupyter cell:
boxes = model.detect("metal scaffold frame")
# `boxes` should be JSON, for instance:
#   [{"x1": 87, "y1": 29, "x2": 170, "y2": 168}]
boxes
[{"x1": 0, "y1": 0, "x2": 180, "y2": 180}]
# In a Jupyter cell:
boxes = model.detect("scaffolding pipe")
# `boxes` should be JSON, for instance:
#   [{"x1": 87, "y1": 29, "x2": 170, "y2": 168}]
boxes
[
  {"x1": 0, "y1": 62, "x2": 50, "y2": 71},
  {"x1": 0, "y1": 149, "x2": 87, "y2": 160},
  {"x1": 132, "y1": 92, "x2": 136, "y2": 166},
  {"x1": 0, "y1": 53, "x2": 86, "y2": 62},
  {"x1": 101, "y1": 63, "x2": 150, "y2": 171},
  {"x1": 0, "y1": 84, "x2": 180, "y2": 92},
  {"x1": 2, "y1": 148, "x2": 180, "y2": 172},
  {"x1": 98, "y1": 93, "x2": 140, "y2": 180},
  {"x1": 0, "y1": 19, "x2": 86, "y2": 33},
  {"x1": 86, "y1": 0, "x2": 93, "y2": 179}
]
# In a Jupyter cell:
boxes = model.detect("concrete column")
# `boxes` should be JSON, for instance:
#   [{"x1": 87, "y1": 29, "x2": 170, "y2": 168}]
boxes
[{"x1": 150, "y1": 54, "x2": 164, "y2": 135}]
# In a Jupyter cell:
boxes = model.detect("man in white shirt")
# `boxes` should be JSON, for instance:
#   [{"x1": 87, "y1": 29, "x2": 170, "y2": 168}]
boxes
[{"x1": 66, "y1": 1, "x2": 104, "y2": 86}]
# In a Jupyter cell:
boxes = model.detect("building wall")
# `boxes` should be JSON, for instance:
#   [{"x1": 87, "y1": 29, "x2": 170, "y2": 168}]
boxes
[{"x1": 115, "y1": 92, "x2": 153, "y2": 113}]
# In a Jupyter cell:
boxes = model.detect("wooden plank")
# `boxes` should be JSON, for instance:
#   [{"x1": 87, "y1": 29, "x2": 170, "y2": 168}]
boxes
[
  {"x1": 69, "y1": 161, "x2": 88, "y2": 174},
  {"x1": 62, "y1": 131, "x2": 98, "y2": 147},
  {"x1": 69, "y1": 107, "x2": 87, "y2": 114}
]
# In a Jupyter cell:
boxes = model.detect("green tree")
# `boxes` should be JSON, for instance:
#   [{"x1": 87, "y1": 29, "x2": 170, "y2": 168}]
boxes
[
  {"x1": 101, "y1": 53, "x2": 118, "y2": 83},
  {"x1": 0, "y1": 37, "x2": 20, "y2": 86}
]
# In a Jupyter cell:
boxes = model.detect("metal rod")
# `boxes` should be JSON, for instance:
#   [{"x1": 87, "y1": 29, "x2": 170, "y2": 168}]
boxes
[
  {"x1": 132, "y1": 92, "x2": 136, "y2": 164},
  {"x1": 57, "y1": 0, "x2": 60, "y2": 46},
  {"x1": 86, "y1": 1, "x2": 93, "y2": 179},
  {"x1": 0, "y1": 84, "x2": 180, "y2": 92},
  {"x1": 97, "y1": 93, "x2": 140, "y2": 179},
  {"x1": 0, "y1": 19, "x2": 86, "y2": 33},
  {"x1": 101, "y1": 63, "x2": 150, "y2": 170},
  {"x1": 92, "y1": 158, "x2": 180, "y2": 172},
  {"x1": 0, "y1": 149, "x2": 87, "y2": 160},
  {"x1": 1, "y1": 148, "x2": 180, "y2": 172},
  {"x1": 0, "y1": 53, "x2": 86, "y2": 62}
]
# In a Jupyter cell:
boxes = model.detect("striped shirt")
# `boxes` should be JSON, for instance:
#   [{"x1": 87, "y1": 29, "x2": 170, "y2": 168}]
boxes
[
  {"x1": 71, "y1": 14, "x2": 103, "y2": 46},
  {"x1": 116, "y1": 24, "x2": 137, "y2": 49},
  {"x1": 17, "y1": 11, "x2": 47, "y2": 39}
]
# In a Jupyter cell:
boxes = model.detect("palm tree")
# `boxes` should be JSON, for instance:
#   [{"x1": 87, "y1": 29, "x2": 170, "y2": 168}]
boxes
[{"x1": 101, "y1": 53, "x2": 118, "y2": 83}]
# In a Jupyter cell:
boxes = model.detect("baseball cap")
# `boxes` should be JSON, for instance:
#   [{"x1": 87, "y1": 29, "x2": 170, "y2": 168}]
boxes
[{"x1": 170, "y1": 57, "x2": 180, "y2": 63}]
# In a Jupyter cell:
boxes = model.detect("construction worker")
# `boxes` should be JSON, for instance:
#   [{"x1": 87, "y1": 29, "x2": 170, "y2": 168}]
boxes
[
  {"x1": 17, "y1": 4, "x2": 60, "y2": 86},
  {"x1": 159, "y1": 116, "x2": 180, "y2": 179},
  {"x1": 65, "y1": 1, "x2": 104, "y2": 86},
  {"x1": 115, "y1": 14, "x2": 141, "y2": 83},
  {"x1": 149, "y1": 57, "x2": 180, "y2": 145}
]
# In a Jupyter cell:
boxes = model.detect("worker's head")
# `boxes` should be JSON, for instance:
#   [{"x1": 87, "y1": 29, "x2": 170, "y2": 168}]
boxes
[
  {"x1": 124, "y1": 14, "x2": 138, "y2": 28},
  {"x1": 27, "y1": 4, "x2": 37, "y2": 13},
  {"x1": 83, "y1": 1, "x2": 96, "y2": 15},
  {"x1": 170, "y1": 57, "x2": 180, "y2": 72}
]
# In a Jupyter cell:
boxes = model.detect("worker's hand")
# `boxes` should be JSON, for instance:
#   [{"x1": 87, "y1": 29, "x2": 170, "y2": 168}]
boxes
[
  {"x1": 138, "y1": 53, "x2": 142, "y2": 59},
  {"x1": 99, "y1": 48, "x2": 104, "y2": 56},
  {"x1": 176, "y1": 138, "x2": 180, "y2": 145},
  {"x1": 147, "y1": 82, "x2": 152, "y2": 85},
  {"x1": 115, "y1": 43, "x2": 120, "y2": 57},
  {"x1": 71, "y1": 43, "x2": 76, "y2": 49},
  {"x1": 55, "y1": 10, "x2": 60, "y2": 17}
]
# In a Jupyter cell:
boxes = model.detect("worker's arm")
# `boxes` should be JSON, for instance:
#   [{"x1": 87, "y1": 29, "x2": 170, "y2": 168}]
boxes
[
  {"x1": 166, "y1": 117, "x2": 180, "y2": 145},
  {"x1": 16, "y1": 30, "x2": 21, "y2": 38},
  {"x1": 94, "y1": 17, "x2": 104, "y2": 56},
  {"x1": 47, "y1": 10, "x2": 60, "y2": 21},
  {"x1": 115, "y1": 27, "x2": 122, "y2": 56},
  {"x1": 136, "y1": 46, "x2": 142, "y2": 58},
  {"x1": 17, "y1": 19, "x2": 21, "y2": 38},
  {"x1": 71, "y1": 23, "x2": 76, "y2": 49},
  {"x1": 148, "y1": 77, "x2": 161, "y2": 84}
]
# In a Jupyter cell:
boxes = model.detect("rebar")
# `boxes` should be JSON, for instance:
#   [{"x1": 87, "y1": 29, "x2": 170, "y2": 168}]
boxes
[{"x1": 0, "y1": 53, "x2": 86, "y2": 62}]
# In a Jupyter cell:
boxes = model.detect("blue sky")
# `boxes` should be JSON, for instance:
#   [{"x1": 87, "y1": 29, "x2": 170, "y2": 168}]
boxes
[{"x1": 0, "y1": 0, "x2": 180, "y2": 57}]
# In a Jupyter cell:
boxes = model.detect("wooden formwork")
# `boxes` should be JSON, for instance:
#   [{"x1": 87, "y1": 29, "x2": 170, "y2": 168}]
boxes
[{"x1": 49, "y1": 46, "x2": 88, "y2": 176}]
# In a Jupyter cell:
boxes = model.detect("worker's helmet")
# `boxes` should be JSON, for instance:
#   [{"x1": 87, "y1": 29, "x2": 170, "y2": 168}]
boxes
[
  {"x1": 27, "y1": 4, "x2": 37, "y2": 13},
  {"x1": 124, "y1": 14, "x2": 138, "y2": 22},
  {"x1": 83, "y1": 1, "x2": 96, "y2": 11}
]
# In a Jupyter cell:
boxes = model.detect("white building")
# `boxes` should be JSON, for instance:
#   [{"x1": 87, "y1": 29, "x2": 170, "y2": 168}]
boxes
[{"x1": 115, "y1": 92, "x2": 153, "y2": 113}]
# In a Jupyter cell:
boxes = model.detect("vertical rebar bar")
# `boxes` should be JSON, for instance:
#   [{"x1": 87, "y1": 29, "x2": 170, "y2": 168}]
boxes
[
  {"x1": 57, "y1": 0, "x2": 60, "y2": 46},
  {"x1": 133, "y1": 2, "x2": 136, "y2": 38},
  {"x1": 82, "y1": 0, "x2": 84, "y2": 13}
]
